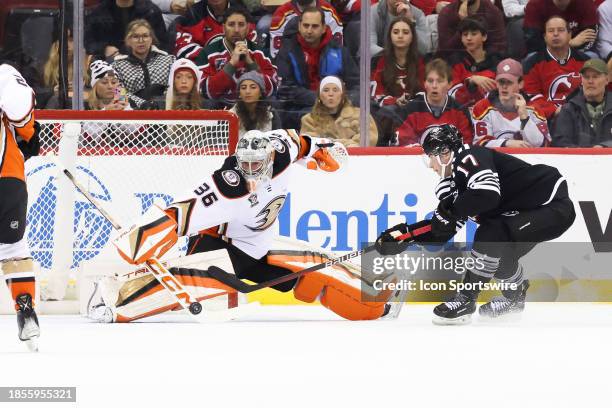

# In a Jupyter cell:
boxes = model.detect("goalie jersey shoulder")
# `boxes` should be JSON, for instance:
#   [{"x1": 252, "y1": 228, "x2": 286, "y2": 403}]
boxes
[{"x1": 212, "y1": 156, "x2": 250, "y2": 199}]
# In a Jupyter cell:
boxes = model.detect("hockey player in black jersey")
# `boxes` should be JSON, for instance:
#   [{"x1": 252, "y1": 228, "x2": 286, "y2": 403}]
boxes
[{"x1": 376, "y1": 124, "x2": 575, "y2": 325}]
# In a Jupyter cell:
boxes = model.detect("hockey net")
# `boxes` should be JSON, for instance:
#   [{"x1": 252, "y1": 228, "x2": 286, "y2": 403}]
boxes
[{"x1": 0, "y1": 110, "x2": 239, "y2": 314}]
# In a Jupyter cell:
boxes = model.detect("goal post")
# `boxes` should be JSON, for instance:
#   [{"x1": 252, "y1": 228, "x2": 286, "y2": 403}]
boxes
[{"x1": 0, "y1": 109, "x2": 239, "y2": 314}]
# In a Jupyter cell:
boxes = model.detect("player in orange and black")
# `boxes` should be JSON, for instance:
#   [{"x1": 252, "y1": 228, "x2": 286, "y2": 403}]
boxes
[{"x1": 0, "y1": 63, "x2": 41, "y2": 351}]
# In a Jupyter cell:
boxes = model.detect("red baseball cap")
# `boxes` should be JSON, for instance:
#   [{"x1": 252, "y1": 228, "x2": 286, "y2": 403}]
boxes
[{"x1": 496, "y1": 58, "x2": 523, "y2": 82}]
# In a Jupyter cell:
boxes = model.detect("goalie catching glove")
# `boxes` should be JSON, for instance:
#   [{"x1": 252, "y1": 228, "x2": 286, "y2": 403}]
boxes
[
  {"x1": 113, "y1": 206, "x2": 178, "y2": 265},
  {"x1": 298, "y1": 134, "x2": 347, "y2": 172}
]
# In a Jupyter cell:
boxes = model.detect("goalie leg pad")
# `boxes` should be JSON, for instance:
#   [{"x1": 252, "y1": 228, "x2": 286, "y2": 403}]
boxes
[
  {"x1": 102, "y1": 251, "x2": 241, "y2": 322},
  {"x1": 293, "y1": 272, "x2": 389, "y2": 321}
]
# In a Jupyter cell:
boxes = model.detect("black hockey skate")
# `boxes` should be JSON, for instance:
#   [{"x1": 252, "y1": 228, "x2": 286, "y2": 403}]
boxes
[
  {"x1": 16, "y1": 293, "x2": 40, "y2": 352},
  {"x1": 433, "y1": 292, "x2": 476, "y2": 325},
  {"x1": 479, "y1": 280, "x2": 530, "y2": 319}
]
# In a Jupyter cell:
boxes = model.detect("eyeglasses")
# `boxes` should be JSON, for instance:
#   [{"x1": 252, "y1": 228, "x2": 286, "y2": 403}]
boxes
[{"x1": 130, "y1": 34, "x2": 151, "y2": 42}]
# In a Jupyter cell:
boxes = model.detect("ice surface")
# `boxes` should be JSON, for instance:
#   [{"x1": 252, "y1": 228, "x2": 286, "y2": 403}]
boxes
[{"x1": 1, "y1": 304, "x2": 611, "y2": 408}]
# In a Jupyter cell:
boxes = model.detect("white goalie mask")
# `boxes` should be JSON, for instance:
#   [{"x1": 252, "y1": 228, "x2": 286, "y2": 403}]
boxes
[{"x1": 236, "y1": 130, "x2": 275, "y2": 192}]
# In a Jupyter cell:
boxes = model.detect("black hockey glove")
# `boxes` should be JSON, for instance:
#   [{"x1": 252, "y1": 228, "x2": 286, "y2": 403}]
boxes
[
  {"x1": 17, "y1": 121, "x2": 41, "y2": 161},
  {"x1": 375, "y1": 223, "x2": 411, "y2": 256},
  {"x1": 431, "y1": 199, "x2": 459, "y2": 239}
]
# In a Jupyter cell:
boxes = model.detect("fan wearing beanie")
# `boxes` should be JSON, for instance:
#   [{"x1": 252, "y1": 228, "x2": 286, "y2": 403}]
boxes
[
  {"x1": 300, "y1": 76, "x2": 378, "y2": 147},
  {"x1": 229, "y1": 71, "x2": 281, "y2": 138}
]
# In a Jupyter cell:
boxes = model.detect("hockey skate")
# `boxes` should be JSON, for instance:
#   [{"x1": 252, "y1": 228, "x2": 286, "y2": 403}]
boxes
[
  {"x1": 433, "y1": 292, "x2": 476, "y2": 325},
  {"x1": 479, "y1": 280, "x2": 530, "y2": 319},
  {"x1": 16, "y1": 294, "x2": 40, "y2": 352}
]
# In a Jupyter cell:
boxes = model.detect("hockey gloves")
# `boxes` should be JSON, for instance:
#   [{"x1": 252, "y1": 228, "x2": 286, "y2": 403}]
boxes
[
  {"x1": 431, "y1": 199, "x2": 460, "y2": 239},
  {"x1": 375, "y1": 223, "x2": 412, "y2": 256},
  {"x1": 17, "y1": 121, "x2": 41, "y2": 161}
]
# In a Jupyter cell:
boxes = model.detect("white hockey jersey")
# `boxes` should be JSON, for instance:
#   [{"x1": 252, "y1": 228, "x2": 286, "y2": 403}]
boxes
[
  {"x1": 169, "y1": 129, "x2": 306, "y2": 259},
  {"x1": 471, "y1": 95, "x2": 551, "y2": 148}
]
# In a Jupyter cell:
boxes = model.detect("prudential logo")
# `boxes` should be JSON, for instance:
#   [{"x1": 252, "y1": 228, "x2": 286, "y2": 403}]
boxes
[{"x1": 26, "y1": 163, "x2": 113, "y2": 269}]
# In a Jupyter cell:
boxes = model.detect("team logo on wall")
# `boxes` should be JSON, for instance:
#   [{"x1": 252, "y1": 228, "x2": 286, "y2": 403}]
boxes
[
  {"x1": 222, "y1": 170, "x2": 240, "y2": 186},
  {"x1": 26, "y1": 162, "x2": 113, "y2": 269}
]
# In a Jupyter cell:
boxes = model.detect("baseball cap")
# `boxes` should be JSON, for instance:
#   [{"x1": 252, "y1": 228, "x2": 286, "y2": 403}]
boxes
[
  {"x1": 496, "y1": 58, "x2": 523, "y2": 82},
  {"x1": 580, "y1": 59, "x2": 608, "y2": 75}
]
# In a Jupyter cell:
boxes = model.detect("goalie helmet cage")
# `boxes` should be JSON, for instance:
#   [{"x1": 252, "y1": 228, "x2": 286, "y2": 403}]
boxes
[{"x1": 0, "y1": 110, "x2": 239, "y2": 315}]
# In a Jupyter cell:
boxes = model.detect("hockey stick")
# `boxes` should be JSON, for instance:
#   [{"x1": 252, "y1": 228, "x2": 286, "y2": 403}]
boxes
[
  {"x1": 203, "y1": 224, "x2": 432, "y2": 294},
  {"x1": 51, "y1": 158, "x2": 257, "y2": 321}
]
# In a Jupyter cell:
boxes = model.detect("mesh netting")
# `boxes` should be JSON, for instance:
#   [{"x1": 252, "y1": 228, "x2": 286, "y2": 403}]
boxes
[{"x1": 26, "y1": 110, "x2": 238, "y2": 299}]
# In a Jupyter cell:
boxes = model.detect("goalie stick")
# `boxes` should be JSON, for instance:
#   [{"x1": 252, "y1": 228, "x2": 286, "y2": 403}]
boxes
[
  {"x1": 51, "y1": 157, "x2": 258, "y2": 322},
  {"x1": 201, "y1": 224, "x2": 432, "y2": 294}
]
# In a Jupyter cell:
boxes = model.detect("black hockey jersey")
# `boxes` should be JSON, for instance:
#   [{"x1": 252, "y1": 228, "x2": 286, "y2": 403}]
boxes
[{"x1": 436, "y1": 145, "x2": 566, "y2": 219}]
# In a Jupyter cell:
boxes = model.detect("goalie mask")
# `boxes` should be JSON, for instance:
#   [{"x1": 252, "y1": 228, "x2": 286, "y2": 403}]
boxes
[
  {"x1": 421, "y1": 124, "x2": 463, "y2": 178},
  {"x1": 236, "y1": 130, "x2": 274, "y2": 192}
]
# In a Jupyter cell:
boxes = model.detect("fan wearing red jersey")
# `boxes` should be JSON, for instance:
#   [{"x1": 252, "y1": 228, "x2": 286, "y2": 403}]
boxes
[
  {"x1": 448, "y1": 18, "x2": 502, "y2": 109},
  {"x1": 90, "y1": 129, "x2": 395, "y2": 323},
  {"x1": 522, "y1": 16, "x2": 589, "y2": 119},
  {"x1": 390, "y1": 59, "x2": 473, "y2": 147},
  {"x1": 174, "y1": 0, "x2": 257, "y2": 62},
  {"x1": 0, "y1": 64, "x2": 41, "y2": 351},
  {"x1": 472, "y1": 58, "x2": 550, "y2": 147}
]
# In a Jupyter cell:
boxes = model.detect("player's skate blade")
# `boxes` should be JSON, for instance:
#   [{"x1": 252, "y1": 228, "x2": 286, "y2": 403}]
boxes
[
  {"x1": 432, "y1": 314, "x2": 473, "y2": 325},
  {"x1": 88, "y1": 303, "x2": 115, "y2": 323},
  {"x1": 432, "y1": 292, "x2": 476, "y2": 326},
  {"x1": 16, "y1": 294, "x2": 40, "y2": 352}
]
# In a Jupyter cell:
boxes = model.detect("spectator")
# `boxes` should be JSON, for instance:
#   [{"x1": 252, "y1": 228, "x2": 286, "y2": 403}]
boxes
[
  {"x1": 152, "y1": 0, "x2": 195, "y2": 28},
  {"x1": 370, "y1": 0, "x2": 432, "y2": 56},
  {"x1": 174, "y1": 0, "x2": 257, "y2": 62},
  {"x1": 329, "y1": 0, "x2": 362, "y2": 59},
  {"x1": 552, "y1": 59, "x2": 612, "y2": 146},
  {"x1": 87, "y1": 60, "x2": 133, "y2": 111},
  {"x1": 524, "y1": 0, "x2": 598, "y2": 54},
  {"x1": 501, "y1": 0, "x2": 529, "y2": 58},
  {"x1": 437, "y1": 0, "x2": 506, "y2": 57},
  {"x1": 198, "y1": 8, "x2": 278, "y2": 109},
  {"x1": 165, "y1": 58, "x2": 202, "y2": 110},
  {"x1": 523, "y1": 16, "x2": 589, "y2": 119},
  {"x1": 112, "y1": 19, "x2": 175, "y2": 109},
  {"x1": 597, "y1": 0, "x2": 612, "y2": 60},
  {"x1": 42, "y1": 31, "x2": 92, "y2": 109},
  {"x1": 448, "y1": 18, "x2": 503, "y2": 108},
  {"x1": 229, "y1": 71, "x2": 282, "y2": 138},
  {"x1": 472, "y1": 58, "x2": 550, "y2": 147},
  {"x1": 608, "y1": 57, "x2": 612, "y2": 90},
  {"x1": 301, "y1": 76, "x2": 378, "y2": 147},
  {"x1": 83, "y1": 60, "x2": 140, "y2": 146},
  {"x1": 371, "y1": 16, "x2": 424, "y2": 108},
  {"x1": 387, "y1": 58, "x2": 473, "y2": 146},
  {"x1": 85, "y1": 0, "x2": 168, "y2": 57},
  {"x1": 270, "y1": 0, "x2": 343, "y2": 59},
  {"x1": 276, "y1": 7, "x2": 359, "y2": 129}
]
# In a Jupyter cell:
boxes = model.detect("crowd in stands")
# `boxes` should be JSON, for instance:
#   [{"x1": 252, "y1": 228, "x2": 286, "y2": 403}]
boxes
[{"x1": 1, "y1": 0, "x2": 611, "y2": 147}]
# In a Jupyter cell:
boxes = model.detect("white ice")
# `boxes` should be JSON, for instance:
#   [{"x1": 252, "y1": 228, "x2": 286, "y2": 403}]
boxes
[{"x1": 1, "y1": 304, "x2": 611, "y2": 408}]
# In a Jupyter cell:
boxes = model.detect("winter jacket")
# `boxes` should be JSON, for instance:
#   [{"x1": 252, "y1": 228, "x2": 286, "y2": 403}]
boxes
[
  {"x1": 112, "y1": 46, "x2": 175, "y2": 109},
  {"x1": 552, "y1": 90, "x2": 612, "y2": 147},
  {"x1": 300, "y1": 104, "x2": 379, "y2": 147},
  {"x1": 370, "y1": 0, "x2": 431, "y2": 56},
  {"x1": 276, "y1": 28, "x2": 359, "y2": 108},
  {"x1": 85, "y1": 0, "x2": 168, "y2": 56}
]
